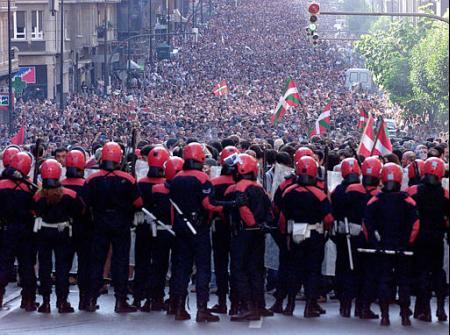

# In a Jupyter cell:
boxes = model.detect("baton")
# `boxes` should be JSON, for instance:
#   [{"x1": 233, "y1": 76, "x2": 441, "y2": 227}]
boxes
[
  {"x1": 344, "y1": 218, "x2": 354, "y2": 271},
  {"x1": 357, "y1": 248, "x2": 414, "y2": 256},
  {"x1": 169, "y1": 199, "x2": 198, "y2": 235},
  {"x1": 142, "y1": 208, "x2": 176, "y2": 236}
]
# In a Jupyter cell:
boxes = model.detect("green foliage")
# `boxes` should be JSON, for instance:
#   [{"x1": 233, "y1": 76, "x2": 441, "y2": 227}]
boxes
[{"x1": 354, "y1": 17, "x2": 448, "y2": 126}]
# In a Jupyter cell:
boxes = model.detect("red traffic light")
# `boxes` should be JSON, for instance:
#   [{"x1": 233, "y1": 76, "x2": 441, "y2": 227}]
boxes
[{"x1": 308, "y1": 3, "x2": 320, "y2": 15}]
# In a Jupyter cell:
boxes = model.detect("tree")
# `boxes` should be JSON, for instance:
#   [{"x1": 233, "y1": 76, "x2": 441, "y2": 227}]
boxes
[{"x1": 354, "y1": 17, "x2": 448, "y2": 126}]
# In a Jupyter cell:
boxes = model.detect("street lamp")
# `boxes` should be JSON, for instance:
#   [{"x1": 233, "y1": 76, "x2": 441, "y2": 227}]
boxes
[
  {"x1": 104, "y1": 0, "x2": 109, "y2": 96},
  {"x1": 7, "y1": 0, "x2": 13, "y2": 133},
  {"x1": 60, "y1": 0, "x2": 64, "y2": 112}
]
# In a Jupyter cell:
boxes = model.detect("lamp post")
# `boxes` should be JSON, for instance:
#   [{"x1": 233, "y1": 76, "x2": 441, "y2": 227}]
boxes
[
  {"x1": 60, "y1": 0, "x2": 64, "y2": 112},
  {"x1": 7, "y1": 0, "x2": 13, "y2": 133},
  {"x1": 104, "y1": 0, "x2": 109, "y2": 96}
]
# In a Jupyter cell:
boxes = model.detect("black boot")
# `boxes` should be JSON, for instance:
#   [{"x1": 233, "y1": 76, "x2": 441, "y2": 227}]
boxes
[
  {"x1": 380, "y1": 302, "x2": 390, "y2": 326},
  {"x1": 79, "y1": 293, "x2": 87, "y2": 311},
  {"x1": 400, "y1": 305, "x2": 411, "y2": 326},
  {"x1": 413, "y1": 296, "x2": 423, "y2": 319},
  {"x1": 38, "y1": 296, "x2": 51, "y2": 314},
  {"x1": 174, "y1": 297, "x2": 191, "y2": 321},
  {"x1": 115, "y1": 298, "x2": 138, "y2": 313},
  {"x1": 355, "y1": 300, "x2": 362, "y2": 318},
  {"x1": 167, "y1": 298, "x2": 176, "y2": 315},
  {"x1": 230, "y1": 302, "x2": 260, "y2": 322},
  {"x1": 436, "y1": 297, "x2": 448, "y2": 322},
  {"x1": 417, "y1": 299, "x2": 432, "y2": 322},
  {"x1": 140, "y1": 299, "x2": 152, "y2": 313},
  {"x1": 131, "y1": 298, "x2": 142, "y2": 310},
  {"x1": 283, "y1": 295, "x2": 296, "y2": 316},
  {"x1": 57, "y1": 298, "x2": 75, "y2": 314},
  {"x1": 304, "y1": 300, "x2": 321, "y2": 318},
  {"x1": 197, "y1": 303, "x2": 220, "y2": 323},
  {"x1": 21, "y1": 293, "x2": 38, "y2": 312},
  {"x1": 151, "y1": 297, "x2": 166, "y2": 312},
  {"x1": 259, "y1": 307, "x2": 274, "y2": 317},
  {"x1": 340, "y1": 299, "x2": 351, "y2": 318},
  {"x1": 269, "y1": 298, "x2": 284, "y2": 314},
  {"x1": 229, "y1": 302, "x2": 239, "y2": 316},
  {"x1": 360, "y1": 303, "x2": 379, "y2": 319},
  {"x1": 209, "y1": 295, "x2": 227, "y2": 314},
  {"x1": 313, "y1": 301, "x2": 326, "y2": 315},
  {"x1": 85, "y1": 297, "x2": 98, "y2": 313}
]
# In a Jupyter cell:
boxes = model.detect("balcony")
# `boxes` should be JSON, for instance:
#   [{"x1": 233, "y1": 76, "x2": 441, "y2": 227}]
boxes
[{"x1": 0, "y1": 0, "x2": 16, "y2": 12}]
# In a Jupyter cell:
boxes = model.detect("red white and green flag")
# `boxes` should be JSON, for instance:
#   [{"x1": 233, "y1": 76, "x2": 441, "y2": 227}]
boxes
[
  {"x1": 310, "y1": 101, "x2": 332, "y2": 137},
  {"x1": 372, "y1": 118, "x2": 393, "y2": 156},
  {"x1": 357, "y1": 115, "x2": 393, "y2": 157},
  {"x1": 213, "y1": 80, "x2": 229, "y2": 96},
  {"x1": 271, "y1": 78, "x2": 302, "y2": 126},
  {"x1": 358, "y1": 107, "x2": 369, "y2": 129}
]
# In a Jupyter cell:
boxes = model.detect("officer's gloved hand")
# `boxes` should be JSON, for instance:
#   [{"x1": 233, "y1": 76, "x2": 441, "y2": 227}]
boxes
[
  {"x1": 235, "y1": 193, "x2": 248, "y2": 207},
  {"x1": 133, "y1": 211, "x2": 145, "y2": 226}
]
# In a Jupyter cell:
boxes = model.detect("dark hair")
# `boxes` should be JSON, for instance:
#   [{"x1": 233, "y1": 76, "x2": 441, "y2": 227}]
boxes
[
  {"x1": 276, "y1": 152, "x2": 293, "y2": 167},
  {"x1": 208, "y1": 141, "x2": 223, "y2": 155},
  {"x1": 248, "y1": 144, "x2": 263, "y2": 160},
  {"x1": 265, "y1": 149, "x2": 278, "y2": 165},
  {"x1": 384, "y1": 153, "x2": 401, "y2": 165},
  {"x1": 140, "y1": 145, "x2": 155, "y2": 157},
  {"x1": 240, "y1": 140, "x2": 252, "y2": 151},
  {"x1": 221, "y1": 138, "x2": 236, "y2": 148}
]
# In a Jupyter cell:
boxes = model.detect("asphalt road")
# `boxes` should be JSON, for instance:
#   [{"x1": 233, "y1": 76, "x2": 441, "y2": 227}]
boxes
[{"x1": 0, "y1": 285, "x2": 448, "y2": 335}]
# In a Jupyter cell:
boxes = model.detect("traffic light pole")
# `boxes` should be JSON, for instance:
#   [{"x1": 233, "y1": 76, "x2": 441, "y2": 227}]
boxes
[{"x1": 320, "y1": 11, "x2": 449, "y2": 24}]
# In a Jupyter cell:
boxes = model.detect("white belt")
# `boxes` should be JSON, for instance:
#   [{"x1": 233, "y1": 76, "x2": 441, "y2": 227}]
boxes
[
  {"x1": 287, "y1": 221, "x2": 324, "y2": 244},
  {"x1": 336, "y1": 221, "x2": 362, "y2": 236},
  {"x1": 33, "y1": 217, "x2": 72, "y2": 237}
]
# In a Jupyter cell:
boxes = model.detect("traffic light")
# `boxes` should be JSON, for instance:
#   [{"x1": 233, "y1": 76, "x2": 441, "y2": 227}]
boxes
[{"x1": 307, "y1": 2, "x2": 320, "y2": 45}]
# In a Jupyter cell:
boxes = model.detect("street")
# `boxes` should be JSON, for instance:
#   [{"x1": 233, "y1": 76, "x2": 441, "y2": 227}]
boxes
[{"x1": 0, "y1": 286, "x2": 448, "y2": 335}]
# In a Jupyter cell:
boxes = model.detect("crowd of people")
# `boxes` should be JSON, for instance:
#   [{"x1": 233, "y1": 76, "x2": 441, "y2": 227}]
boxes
[{"x1": 0, "y1": 0, "x2": 448, "y2": 329}]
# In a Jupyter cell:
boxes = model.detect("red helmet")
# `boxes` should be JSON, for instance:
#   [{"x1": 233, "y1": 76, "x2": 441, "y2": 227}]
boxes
[
  {"x1": 183, "y1": 143, "x2": 205, "y2": 164},
  {"x1": 165, "y1": 157, "x2": 184, "y2": 181},
  {"x1": 66, "y1": 150, "x2": 86, "y2": 170},
  {"x1": 220, "y1": 146, "x2": 239, "y2": 165},
  {"x1": 101, "y1": 142, "x2": 122, "y2": 163},
  {"x1": 3, "y1": 146, "x2": 20, "y2": 167},
  {"x1": 294, "y1": 147, "x2": 314, "y2": 163},
  {"x1": 147, "y1": 147, "x2": 170, "y2": 168},
  {"x1": 295, "y1": 156, "x2": 318, "y2": 177},
  {"x1": 407, "y1": 159, "x2": 425, "y2": 179},
  {"x1": 381, "y1": 163, "x2": 403, "y2": 185},
  {"x1": 236, "y1": 154, "x2": 258, "y2": 177},
  {"x1": 361, "y1": 156, "x2": 383, "y2": 178},
  {"x1": 10, "y1": 152, "x2": 32, "y2": 176},
  {"x1": 424, "y1": 157, "x2": 445, "y2": 180},
  {"x1": 41, "y1": 159, "x2": 62, "y2": 188},
  {"x1": 341, "y1": 158, "x2": 361, "y2": 178}
]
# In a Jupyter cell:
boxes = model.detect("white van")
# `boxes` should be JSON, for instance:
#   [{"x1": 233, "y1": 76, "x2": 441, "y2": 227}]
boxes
[{"x1": 345, "y1": 68, "x2": 375, "y2": 92}]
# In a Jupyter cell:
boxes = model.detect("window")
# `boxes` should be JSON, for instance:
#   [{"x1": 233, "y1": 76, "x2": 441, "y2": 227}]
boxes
[
  {"x1": 31, "y1": 10, "x2": 44, "y2": 40},
  {"x1": 13, "y1": 11, "x2": 26, "y2": 40}
]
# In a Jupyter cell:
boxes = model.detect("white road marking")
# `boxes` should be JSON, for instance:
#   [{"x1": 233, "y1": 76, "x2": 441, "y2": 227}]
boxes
[{"x1": 249, "y1": 317, "x2": 264, "y2": 328}]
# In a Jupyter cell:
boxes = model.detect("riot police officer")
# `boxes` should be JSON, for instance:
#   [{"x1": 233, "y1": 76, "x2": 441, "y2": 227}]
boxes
[
  {"x1": 363, "y1": 163, "x2": 420, "y2": 327},
  {"x1": 331, "y1": 157, "x2": 362, "y2": 317},
  {"x1": 270, "y1": 147, "x2": 314, "y2": 314},
  {"x1": 33, "y1": 159, "x2": 84, "y2": 313},
  {"x1": 0, "y1": 152, "x2": 37, "y2": 311},
  {"x1": 209, "y1": 146, "x2": 239, "y2": 315},
  {"x1": 279, "y1": 156, "x2": 333, "y2": 318},
  {"x1": 406, "y1": 159, "x2": 425, "y2": 187},
  {"x1": 134, "y1": 146, "x2": 170, "y2": 311},
  {"x1": 151, "y1": 157, "x2": 184, "y2": 314},
  {"x1": 61, "y1": 149, "x2": 91, "y2": 311},
  {"x1": 227, "y1": 154, "x2": 274, "y2": 322},
  {"x1": 169, "y1": 142, "x2": 223, "y2": 322},
  {"x1": 85, "y1": 142, "x2": 143, "y2": 313},
  {"x1": 342, "y1": 156, "x2": 383, "y2": 320},
  {"x1": 407, "y1": 157, "x2": 449, "y2": 322}
]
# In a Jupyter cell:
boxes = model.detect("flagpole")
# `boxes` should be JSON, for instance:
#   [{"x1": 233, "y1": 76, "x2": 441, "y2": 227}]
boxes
[{"x1": 370, "y1": 115, "x2": 383, "y2": 156}]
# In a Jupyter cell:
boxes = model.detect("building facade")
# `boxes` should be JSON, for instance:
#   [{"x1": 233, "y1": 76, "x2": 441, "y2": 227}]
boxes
[
  {"x1": 11, "y1": 0, "x2": 120, "y2": 100},
  {"x1": 0, "y1": 0, "x2": 19, "y2": 87}
]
